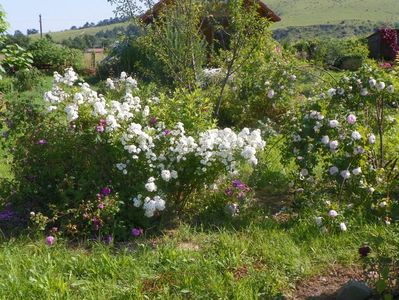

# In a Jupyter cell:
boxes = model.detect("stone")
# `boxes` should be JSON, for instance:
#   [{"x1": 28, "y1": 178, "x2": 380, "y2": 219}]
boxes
[{"x1": 336, "y1": 280, "x2": 373, "y2": 300}]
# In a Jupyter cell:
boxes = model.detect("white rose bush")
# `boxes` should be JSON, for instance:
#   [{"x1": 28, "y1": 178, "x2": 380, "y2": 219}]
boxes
[
  {"x1": 6, "y1": 68, "x2": 265, "y2": 238},
  {"x1": 284, "y1": 64, "x2": 399, "y2": 231}
]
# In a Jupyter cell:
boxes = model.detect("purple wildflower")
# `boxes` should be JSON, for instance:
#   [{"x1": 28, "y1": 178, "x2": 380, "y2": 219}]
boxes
[
  {"x1": 232, "y1": 179, "x2": 248, "y2": 191},
  {"x1": 232, "y1": 179, "x2": 242, "y2": 188},
  {"x1": 164, "y1": 129, "x2": 171, "y2": 136},
  {"x1": 46, "y1": 236, "x2": 55, "y2": 246},
  {"x1": 98, "y1": 203, "x2": 104, "y2": 210},
  {"x1": 225, "y1": 187, "x2": 233, "y2": 197},
  {"x1": 0, "y1": 210, "x2": 14, "y2": 221},
  {"x1": 149, "y1": 117, "x2": 157, "y2": 126},
  {"x1": 38, "y1": 139, "x2": 47, "y2": 145},
  {"x1": 92, "y1": 217, "x2": 101, "y2": 230},
  {"x1": 96, "y1": 125, "x2": 105, "y2": 133},
  {"x1": 131, "y1": 227, "x2": 143, "y2": 237},
  {"x1": 104, "y1": 235, "x2": 113, "y2": 245},
  {"x1": 101, "y1": 187, "x2": 111, "y2": 197}
]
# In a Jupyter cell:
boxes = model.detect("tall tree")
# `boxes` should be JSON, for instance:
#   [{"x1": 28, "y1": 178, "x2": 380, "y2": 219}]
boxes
[{"x1": 107, "y1": 0, "x2": 155, "y2": 19}]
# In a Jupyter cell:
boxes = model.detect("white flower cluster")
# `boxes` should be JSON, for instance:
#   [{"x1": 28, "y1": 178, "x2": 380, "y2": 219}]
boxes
[
  {"x1": 44, "y1": 69, "x2": 266, "y2": 218},
  {"x1": 132, "y1": 194, "x2": 165, "y2": 217},
  {"x1": 53, "y1": 67, "x2": 79, "y2": 86},
  {"x1": 197, "y1": 128, "x2": 265, "y2": 169}
]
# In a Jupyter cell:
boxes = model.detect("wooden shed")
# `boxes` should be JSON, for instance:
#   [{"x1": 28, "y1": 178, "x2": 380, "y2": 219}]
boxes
[
  {"x1": 140, "y1": 0, "x2": 280, "y2": 49},
  {"x1": 367, "y1": 29, "x2": 399, "y2": 61}
]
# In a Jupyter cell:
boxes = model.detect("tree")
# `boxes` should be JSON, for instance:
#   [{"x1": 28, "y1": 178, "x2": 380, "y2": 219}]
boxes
[
  {"x1": 27, "y1": 28, "x2": 39, "y2": 35},
  {"x1": 0, "y1": 6, "x2": 7, "y2": 43},
  {"x1": 0, "y1": 6, "x2": 8, "y2": 78},
  {"x1": 107, "y1": 0, "x2": 155, "y2": 19}
]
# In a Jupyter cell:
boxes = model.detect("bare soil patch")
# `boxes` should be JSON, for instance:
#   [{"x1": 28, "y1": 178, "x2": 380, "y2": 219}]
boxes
[{"x1": 291, "y1": 264, "x2": 364, "y2": 300}]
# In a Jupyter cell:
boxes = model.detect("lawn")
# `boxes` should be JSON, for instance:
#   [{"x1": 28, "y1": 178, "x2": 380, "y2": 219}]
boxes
[{"x1": 0, "y1": 218, "x2": 393, "y2": 299}]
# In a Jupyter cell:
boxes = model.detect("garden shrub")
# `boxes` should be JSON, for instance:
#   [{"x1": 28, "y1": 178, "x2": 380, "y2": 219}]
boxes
[
  {"x1": 0, "y1": 76, "x2": 14, "y2": 94},
  {"x1": 0, "y1": 44, "x2": 33, "y2": 74},
  {"x1": 97, "y1": 36, "x2": 169, "y2": 84},
  {"x1": 360, "y1": 229, "x2": 399, "y2": 298},
  {"x1": 284, "y1": 64, "x2": 399, "y2": 230},
  {"x1": 1, "y1": 69, "x2": 266, "y2": 239},
  {"x1": 293, "y1": 38, "x2": 369, "y2": 69},
  {"x1": 14, "y1": 67, "x2": 43, "y2": 91},
  {"x1": 28, "y1": 39, "x2": 83, "y2": 72},
  {"x1": 216, "y1": 46, "x2": 303, "y2": 129}
]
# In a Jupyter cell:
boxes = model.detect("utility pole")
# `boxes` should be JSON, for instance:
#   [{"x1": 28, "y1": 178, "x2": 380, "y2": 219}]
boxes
[{"x1": 39, "y1": 14, "x2": 43, "y2": 38}]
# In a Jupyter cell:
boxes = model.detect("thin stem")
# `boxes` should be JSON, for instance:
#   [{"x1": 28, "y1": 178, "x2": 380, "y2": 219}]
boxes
[{"x1": 376, "y1": 97, "x2": 384, "y2": 167}]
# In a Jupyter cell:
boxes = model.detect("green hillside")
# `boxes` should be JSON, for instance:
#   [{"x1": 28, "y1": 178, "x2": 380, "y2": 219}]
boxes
[
  {"x1": 30, "y1": 22, "x2": 130, "y2": 43},
  {"x1": 266, "y1": 0, "x2": 399, "y2": 29}
]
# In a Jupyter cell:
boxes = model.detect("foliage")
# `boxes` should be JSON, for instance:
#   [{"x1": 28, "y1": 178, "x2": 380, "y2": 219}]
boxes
[
  {"x1": 13, "y1": 68, "x2": 43, "y2": 91},
  {"x1": 28, "y1": 39, "x2": 83, "y2": 72},
  {"x1": 0, "y1": 6, "x2": 8, "y2": 79},
  {"x1": 0, "y1": 6, "x2": 6, "y2": 43},
  {"x1": 293, "y1": 38, "x2": 369, "y2": 69},
  {"x1": 26, "y1": 28, "x2": 39, "y2": 35},
  {"x1": 283, "y1": 64, "x2": 399, "y2": 229},
  {"x1": 380, "y1": 27, "x2": 399, "y2": 60},
  {"x1": 273, "y1": 20, "x2": 385, "y2": 42},
  {"x1": 61, "y1": 24, "x2": 140, "y2": 50},
  {"x1": 97, "y1": 35, "x2": 167, "y2": 83},
  {"x1": 1, "y1": 69, "x2": 265, "y2": 238},
  {"x1": 140, "y1": 0, "x2": 208, "y2": 90},
  {"x1": 360, "y1": 229, "x2": 399, "y2": 298},
  {"x1": 1, "y1": 44, "x2": 33, "y2": 74},
  {"x1": 3, "y1": 30, "x2": 30, "y2": 48},
  {"x1": 107, "y1": 0, "x2": 154, "y2": 19},
  {"x1": 216, "y1": 45, "x2": 301, "y2": 128}
]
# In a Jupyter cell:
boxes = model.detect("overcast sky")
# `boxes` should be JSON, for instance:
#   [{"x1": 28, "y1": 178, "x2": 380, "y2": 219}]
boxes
[{"x1": 1, "y1": 0, "x2": 117, "y2": 34}]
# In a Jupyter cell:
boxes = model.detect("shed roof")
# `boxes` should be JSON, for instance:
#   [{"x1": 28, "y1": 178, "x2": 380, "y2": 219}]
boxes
[{"x1": 140, "y1": 0, "x2": 281, "y2": 24}]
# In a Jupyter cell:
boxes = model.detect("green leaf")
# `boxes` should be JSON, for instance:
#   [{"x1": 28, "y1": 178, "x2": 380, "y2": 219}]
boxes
[{"x1": 376, "y1": 279, "x2": 387, "y2": 294}]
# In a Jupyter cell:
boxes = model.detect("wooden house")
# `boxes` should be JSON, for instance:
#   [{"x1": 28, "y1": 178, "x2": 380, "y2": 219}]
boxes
[
  {"x1": 140, "y1": 0, "x2": 280, "y2": 47},
  {"x1": 367, "y1": 29, "x2": 399, "y2": 61}
]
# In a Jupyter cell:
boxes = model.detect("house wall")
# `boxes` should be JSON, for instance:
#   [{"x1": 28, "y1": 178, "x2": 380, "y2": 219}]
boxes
[{"x1": 368, "y1": 33, "x2": 381, "y2": 59}]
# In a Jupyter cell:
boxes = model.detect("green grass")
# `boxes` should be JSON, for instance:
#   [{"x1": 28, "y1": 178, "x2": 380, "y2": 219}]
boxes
[
  {"x1": 30, "y1": 22, "x2": 130, "y2": 43},
  {"x1": 266, "y1": 0, "x2": 399, "y2": 29},
  {"x1": 0, "y1": 148, "x2": 11, "y2": 180},
  {"x1": 0, "y1": 219, "x2": 395, "y2": 299}
]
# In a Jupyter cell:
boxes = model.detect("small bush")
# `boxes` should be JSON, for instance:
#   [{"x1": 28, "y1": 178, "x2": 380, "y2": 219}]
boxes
[
  {"x1": 14, "y1": 68, "x2": 43, "y2": 91},
  {"x1": 0, "y1": 76, "x2": 14, "y2": 94},
  {"x1": 293, "y1": 38, "x2": 369, "y2": 69},
  {"x1": 28, "y1": 39, "x2": 83, "y2": 72}
]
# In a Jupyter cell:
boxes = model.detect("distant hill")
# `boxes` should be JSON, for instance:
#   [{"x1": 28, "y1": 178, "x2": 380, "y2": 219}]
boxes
[
  {"x1": 266, "y1": 0, "x2": 399, "y2": 40},
  {"x1": 266, "y1": 0, "x2": 399, "y2": 29},
  {"x1": 30, "y1": 22, "x2": 130, "y2": 43}
]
